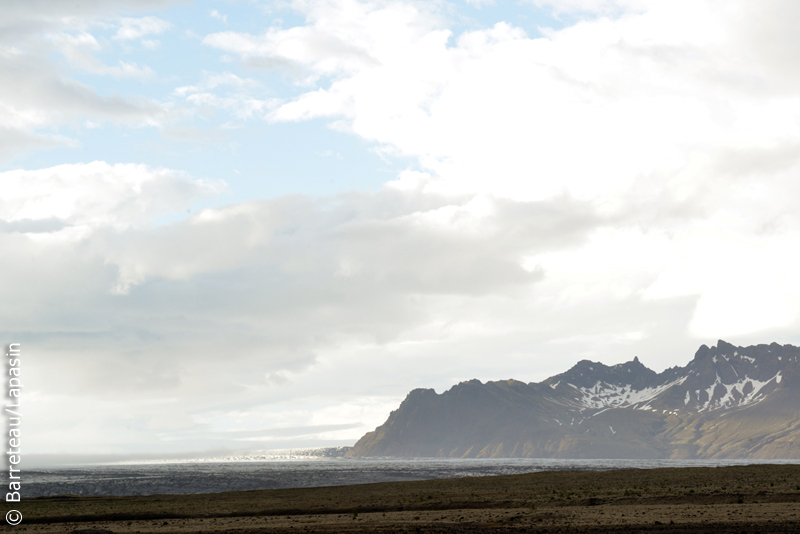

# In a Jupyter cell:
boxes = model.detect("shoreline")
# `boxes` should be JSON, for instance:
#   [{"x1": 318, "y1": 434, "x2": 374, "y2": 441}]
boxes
[{"x1": 6, "y1": 463, "x2": 800, "y2": 533}]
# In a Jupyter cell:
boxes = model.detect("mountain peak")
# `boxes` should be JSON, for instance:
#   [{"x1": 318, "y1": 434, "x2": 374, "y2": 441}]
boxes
[
  {"x1": 619, "y1": 356, "x2": 645, "y2": 369},
  {"x1": 545, "y1": 355, "x2": 657, "y2": 392},
  {"x1": 694, "y1": 344, "x2": 711, "y2": 360},
  {"x1": 349, "y1": 341, "x2": 800, "y2": 460},
  {"x1": 716, "y1": 339, "x2": 736, "y2": 353}
]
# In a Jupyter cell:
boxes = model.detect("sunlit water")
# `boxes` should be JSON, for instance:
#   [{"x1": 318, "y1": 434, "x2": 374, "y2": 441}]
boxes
[{"x1": 23, "y1": 457, "x2": 798, "y2": 497}]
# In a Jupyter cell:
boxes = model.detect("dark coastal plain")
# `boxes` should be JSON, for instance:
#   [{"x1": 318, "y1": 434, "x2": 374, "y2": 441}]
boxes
[{"x1": 4, "y1": 464, "x2": 800, "y2": 533}]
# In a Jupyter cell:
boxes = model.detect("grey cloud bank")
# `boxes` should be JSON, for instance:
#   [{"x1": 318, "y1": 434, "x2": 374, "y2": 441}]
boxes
[{"x1": 3, "y1": 177, "x2": 618, "y2": 455}]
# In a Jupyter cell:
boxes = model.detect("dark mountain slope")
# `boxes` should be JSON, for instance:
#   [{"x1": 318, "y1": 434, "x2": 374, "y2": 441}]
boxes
[{"x1": 348, "y1": 341, "x2": 800, "y2": 459}]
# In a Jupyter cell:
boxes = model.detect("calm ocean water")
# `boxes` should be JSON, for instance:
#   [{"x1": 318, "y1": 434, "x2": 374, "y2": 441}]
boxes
[{"x1": 23, "y1": 457, "x2": 798, "y2": 498}]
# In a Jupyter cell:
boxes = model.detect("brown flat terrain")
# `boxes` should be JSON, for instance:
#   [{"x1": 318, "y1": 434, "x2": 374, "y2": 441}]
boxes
[{"x1": 3, "y1": 464, "x2": 800, "y2": 533}]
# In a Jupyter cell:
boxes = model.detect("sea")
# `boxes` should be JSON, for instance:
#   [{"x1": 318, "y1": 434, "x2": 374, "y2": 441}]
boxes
[{"x1": 23, "y1": 449, "x2": 799, "y2": 498}]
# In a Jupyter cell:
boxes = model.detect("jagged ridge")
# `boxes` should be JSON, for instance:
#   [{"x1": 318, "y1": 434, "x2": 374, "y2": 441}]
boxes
[{"x1": 348, "y1": 341, "x2": 800, "y2": 459}]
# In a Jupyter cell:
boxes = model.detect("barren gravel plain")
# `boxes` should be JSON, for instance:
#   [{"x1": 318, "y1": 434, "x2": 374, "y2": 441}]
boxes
[{"x1": 4, "y1": 464, "x2": 800, "y2": 533}]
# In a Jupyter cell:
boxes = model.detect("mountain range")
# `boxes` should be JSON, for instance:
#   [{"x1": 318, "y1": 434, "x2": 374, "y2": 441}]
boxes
[{"x1": 347, "y1": 340, "x2": 800, "y2": 459}]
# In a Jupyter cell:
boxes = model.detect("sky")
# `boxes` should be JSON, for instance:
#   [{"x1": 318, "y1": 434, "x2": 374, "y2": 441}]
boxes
[{"x1": 3, "y1": 0, "x2": 800, "y2": 464}]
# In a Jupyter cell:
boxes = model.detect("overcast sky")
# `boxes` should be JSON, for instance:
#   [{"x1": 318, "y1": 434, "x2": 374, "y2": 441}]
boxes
[{"x1": 4, "y1": 0, "x2": 800, "y2": 463}]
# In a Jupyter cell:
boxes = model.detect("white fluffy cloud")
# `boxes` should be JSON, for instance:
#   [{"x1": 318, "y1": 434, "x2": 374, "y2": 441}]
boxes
[
  {"x1": 113, "y1": 16, "x2": 172, "y2": 41},
  {"x1": 0, "y1": 2, "x2": 175, "y2": 158},
  {"x1": 49, "y1": 32, "x2": 157, "y2": 79},
  {"x1": 0, "y1": 162, "x2": 223, "y2": 233},
  {"x1": 207, "y1": 1, "x2": 800, "y2": 199},
  {"x1": 204, "y1": 0, "x2": 800, "y2": 342},
  {"x1": 174, "y1": 72, "x2": 279, "y2": 120},
  {"x1": 0, "y1": 49, "x2": 163, "y2": 157}
]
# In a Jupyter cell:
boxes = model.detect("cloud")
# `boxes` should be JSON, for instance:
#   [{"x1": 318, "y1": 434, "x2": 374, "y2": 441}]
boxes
[
  {"x1": 0, "y1": 49, "x2": 162, "y2": 127},
  {"x1": 201, "y1": 0, "x2": 800, "y2": 342},
  {"x1": 94, "y1": 185, "x2": 598, "y2": 295},
  {"x1": 0, "y1": 1, "x2": 181, "y2": 48},
  {"x1": 49, "y1": 31, "x2": 157, "y2": 79},
  {"x1": 161, "y1": 125, "x2": 229, "y2": 143},
  {"x1": 113, "y1": 16, "x2": 172, "y2": 40},
  {"x1": 0, "y1": 218, "x2": 67, "y2": 234},
  {"x1": 0, "y1": 125, "x2": 76, "y2": 160},
  {"x1": 210, "y1": 9, "x2": 227, "y2": 24},
  {"x1": 173, "y1": 71, "x2": 278, "y2": 119},
  {"x1": 527, "y1": 0, "x2": 649, "y2": 15},
  {"x1": 203, "y1": 1, "x2": 442, "y2": 81},
  {"x1": 205, "y1": 0, "x2": 800, "y2": 199},
  {"x1": 0, "y1": 2, "x2": 176, "y2": 158},
  {"x1": 0, "y1": 161, "x2": 224, "y2": 234},
  {"x1": 3, "y1": 164, "x2": 609, "y2": 453},
  {"x1": 174, "y1": 72, "x2": 262, "y2": 96}
]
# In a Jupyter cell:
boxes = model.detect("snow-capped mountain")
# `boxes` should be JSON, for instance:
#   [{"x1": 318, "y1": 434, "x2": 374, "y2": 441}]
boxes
[
  {"x1": 546, "y1": 340, "x2": 792, "y2": 414},
  {"x1": 348, "y1": 341, "x2": 800, "y2": 459}
]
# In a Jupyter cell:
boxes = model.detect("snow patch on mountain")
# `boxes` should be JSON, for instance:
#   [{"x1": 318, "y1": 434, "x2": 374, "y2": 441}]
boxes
[
  {"x1": 569, "y1": 376, "x2": 687, "y2": 410},
  {"x1": 695, "y1": 372, "x2": 783, "y2": 412},
  {"x1": 567, "y1": 369, "x2": 784, "y2": 413}
]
